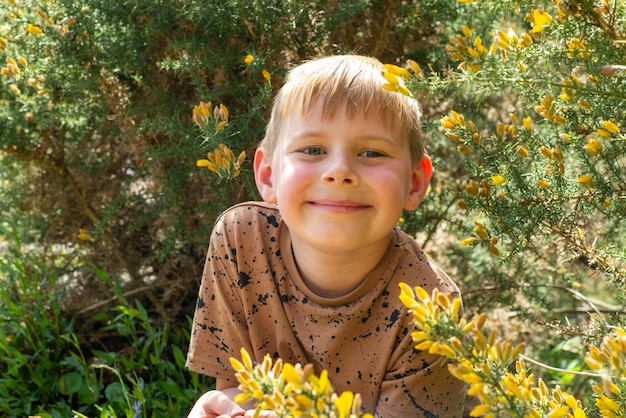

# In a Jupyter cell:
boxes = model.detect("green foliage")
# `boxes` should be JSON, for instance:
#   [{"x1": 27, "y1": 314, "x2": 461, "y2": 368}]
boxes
[
  {"x1": 0, "y1": 227, "x2": 211, "y2": 417},
  {"x1": 0, "y1": 239, "x2": 94, "y2": 416}
]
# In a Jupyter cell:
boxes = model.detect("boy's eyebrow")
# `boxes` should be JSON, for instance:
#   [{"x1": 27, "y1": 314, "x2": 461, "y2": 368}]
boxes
[{"x1": 288, "y1": 129, "x2": 400, "y2": 145}]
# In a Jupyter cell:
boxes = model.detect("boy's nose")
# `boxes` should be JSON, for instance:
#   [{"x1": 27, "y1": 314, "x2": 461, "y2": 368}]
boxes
[{"x1": 321, "y1": 155, "x2": 359, "y2": 185}]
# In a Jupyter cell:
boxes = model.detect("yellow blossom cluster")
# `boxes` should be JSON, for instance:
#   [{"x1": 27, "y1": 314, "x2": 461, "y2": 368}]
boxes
[
  {"x1": 230, "y1": 347, "x2": 374, "y2": 418},
  {"x1": 446, "y1": 26, "x2": 489, "y2": 72},
  {"x1": 535, "y1": 95, "x2": 566, "y2": 125},
  {"x1": 585, "y1": 329, "x2": 626, "y2": 416},
  {"x1": 566, "y1": 37, "x2": 591, "y2": 59},
  {"x1": 381, "y1": 62, "x2": 413, "y2": 96},
  {"x1": 559, "y1": 74, "x2": 589, "y2": 106},
  {"x1": 494, "y1": 28, "x2": 533, "y2": 52},
  {"x1": 1, "y1": 56, "x2": 28, "y2": 96},
  {"x1": 400, "y1": 284, "x2": 588, "y2": 417},
  {"x1": 196, "y1": 143, "x2": 245, "y2": 179},
  {"x1": 192, "y1": 101, "x2": 229, "y2": 133},
  {"x1": 398, "y1": 283, "x2": 470, "y2": 358},
  {"x1": 192, "y1": 102, "x2": 247, "y2": 179},
  {"x1": 1, "y1": 55, "x2": 47, "y2": 100}
]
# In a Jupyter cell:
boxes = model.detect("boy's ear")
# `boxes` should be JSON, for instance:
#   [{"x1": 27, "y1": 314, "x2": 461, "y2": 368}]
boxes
[
  {"x1": 404, "y1": 154, "x2": 433, "y2": 211},
  {"x1": 253, "y1": 147, "x2": 277, "y2": 203}
]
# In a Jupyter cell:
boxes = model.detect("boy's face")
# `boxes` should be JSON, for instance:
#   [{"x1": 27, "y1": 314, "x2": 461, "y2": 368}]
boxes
[{"x1": 254, "y1": 99, "x2": 431, "y2": 255}]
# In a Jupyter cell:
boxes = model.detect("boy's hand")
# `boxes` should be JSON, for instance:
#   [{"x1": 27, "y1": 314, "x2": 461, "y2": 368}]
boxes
[
  {"x1": 187, "y1": 389, "x2": 278, "y2": 418},
  {"x1": 187, "y1": 390, "x2": 245, "y2": 418}
]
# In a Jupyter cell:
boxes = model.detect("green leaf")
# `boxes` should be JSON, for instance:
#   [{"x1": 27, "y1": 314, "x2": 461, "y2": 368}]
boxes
[
  {"x1": 58, "y1": 372, "x2": 84, "y2": 395},
  {"x1": 105, "y1": 382, "x2": 127, "y2": 403}
]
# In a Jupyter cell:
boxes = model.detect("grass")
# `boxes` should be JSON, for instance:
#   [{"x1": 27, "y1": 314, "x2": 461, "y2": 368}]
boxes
[{"x1": 0, "y1": 227, "x2": 213, "y2": 418}]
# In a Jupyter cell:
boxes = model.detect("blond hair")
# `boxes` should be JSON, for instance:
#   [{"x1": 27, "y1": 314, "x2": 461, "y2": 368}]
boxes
[{"x1": 260, "y1": 55, "x2": 425, "y2": 164}]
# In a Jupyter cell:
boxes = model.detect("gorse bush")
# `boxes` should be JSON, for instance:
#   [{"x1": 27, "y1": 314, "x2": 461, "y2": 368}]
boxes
[{"x1": 1, "y1": 0, "x2": 624, "y2": 416}]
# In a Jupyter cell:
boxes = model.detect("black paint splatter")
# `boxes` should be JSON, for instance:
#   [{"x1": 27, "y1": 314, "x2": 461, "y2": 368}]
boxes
[
  {"x1": 260, "y1": 211, "x2": 279, "y2": 227},
  {"x1": 387, "y1": 309, "x2": 401, "y2": 329},
  {"x1": 238, "y1": 271, "x2": 251, "y2": 288}
]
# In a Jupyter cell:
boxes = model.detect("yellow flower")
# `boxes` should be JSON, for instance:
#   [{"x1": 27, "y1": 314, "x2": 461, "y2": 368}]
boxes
[
  {"x1": 596, "y1": 394, "x2": 620, "y2": 414},
  {"x1": 522, "y1": 116, "x2": 533, "y2": 130},
  {"x1": 244, "y1": 54, "x2": 254, "y2": 64},
  {"x1": 383, "y1": 71, "x2": 400, "y2": 85},
  {"x1": 383, "y1": 63, "x2": 410, "y2": 80},
  {"x1": 583, "y1": 138, "x2": 602, "y2": 156},
  {"x1": 474, "y1": 221, "x2": 488, "y2": 239},
  {"x1": 496, "y1": 122, "x2": 506, "y2": 137},
  {"x1": 494, "y1": 29, "x2": 512, "y2": 50},
  {"x1": 9, "y1": 83, "x2": 20, "y2": 95},
  {"x1": 491, "y1": 175, "x2": 506, "y2": 186},
  {"x1": 192, "y1": 101, "x2": 211, "y2": 126},
  {"x1": 488, "y1": 244, "x2": 501, "y2": 256},
  {"x1": 463, "y1": 179, "x2": 480, "y2": 196},
  {"x1": 469, "y1": 403, "x2": 490, "y2": 416},
  {"x1": 262, "y1": 69, "x2": 271, "y2": 81},
  {"x1": 77, "y1": 229, "x2": 93, "y2": 241},
  {"x1": 601, "y1": 120, "x2": 619, "y2": 135},
  {"x1": 334, "y1": 391, "x2": 353, "y2": 418},
  {"x1": 529, "y1": 9, "x2": 553, "y2": 33},
  {"x1": 0, "y1": 37, "x2": 7, "y2": 49},
  {"x1": 538, "y1": 179, "x2": 550, "y2": 189},
  {"x1": 460, "y1": 237, "x2": 477, "y2": 246},
  {"x1": 539, "y1": 145, "x2": 553, "y2": 160},
  {"x1": 577, "y1": 174, "x2": 593, "y2": 187},
  {"x1": 566, "y1": 37, "x2": 591, "y2": 59},
  {"x1": 26, "y1": 24, "x2": 43, "y2": 35},
  {"x1": 559, "y1": 132, "x2": 572, "y2": 142},
  {"x1": 441, "y1": 116, "x2": 457, "y2": 129},
  {"x1": 516, "y1": 145, "x2": 529, "y2": 158},
  {"x1": 445, "y1": 132, "x2": 461, "y2": 141},
  {"x1": 407, "y1": 59, "x2": 421, "y2": 75}
]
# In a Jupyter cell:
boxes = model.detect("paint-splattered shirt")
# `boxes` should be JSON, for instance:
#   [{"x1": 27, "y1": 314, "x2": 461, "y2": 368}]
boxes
[{"x1": 187, "y1": 202, "x2": 465, "y2": 417}]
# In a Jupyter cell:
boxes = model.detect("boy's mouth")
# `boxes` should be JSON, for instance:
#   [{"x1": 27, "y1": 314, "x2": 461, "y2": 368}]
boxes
[{"x1": 307, "y1": 199, "x2": 371, "y2": 212}]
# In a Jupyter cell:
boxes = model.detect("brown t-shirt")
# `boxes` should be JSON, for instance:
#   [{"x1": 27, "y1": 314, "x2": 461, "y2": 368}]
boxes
[{"x1": 187, "y1": 202, "x2": 465, "y2": 417}]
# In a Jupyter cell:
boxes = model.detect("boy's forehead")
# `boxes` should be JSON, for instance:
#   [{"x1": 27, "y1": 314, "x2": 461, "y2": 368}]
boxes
[
  {"x1": 289, "y1": 95, "x2": 393, "y2": 123},
  {"x1": 277, "y1": 97, "x2": 407, "y2": 143}
]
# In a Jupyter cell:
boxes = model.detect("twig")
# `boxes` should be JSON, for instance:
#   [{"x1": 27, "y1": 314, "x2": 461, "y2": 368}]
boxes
[
  {"x1": 74, "y1": 281, "x2": 171, "y2": 316},
  {"x1": 519, "y1": 354, "x2": 610, "y2": 378}
]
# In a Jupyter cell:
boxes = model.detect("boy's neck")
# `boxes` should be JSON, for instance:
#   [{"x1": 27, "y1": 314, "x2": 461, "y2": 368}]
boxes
[{"x1": 289, "y1": 232, "x2": 393, "y2": 299}]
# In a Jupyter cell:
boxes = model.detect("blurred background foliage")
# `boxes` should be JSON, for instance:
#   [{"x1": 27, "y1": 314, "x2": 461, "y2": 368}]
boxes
[{"x1": 0, "y1": 0, "x2": 624, "y2": 416}]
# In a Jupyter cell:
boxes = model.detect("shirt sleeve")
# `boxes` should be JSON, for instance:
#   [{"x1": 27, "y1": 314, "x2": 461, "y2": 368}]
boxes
[{"x1": 186, "y1": 215, "x2": 254, "y2": 385}]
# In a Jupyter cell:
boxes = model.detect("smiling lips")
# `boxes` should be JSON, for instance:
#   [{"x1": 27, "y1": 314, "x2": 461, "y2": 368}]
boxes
[{"x1": 308, "y1": 199, "x2": 372, "y2": 213}]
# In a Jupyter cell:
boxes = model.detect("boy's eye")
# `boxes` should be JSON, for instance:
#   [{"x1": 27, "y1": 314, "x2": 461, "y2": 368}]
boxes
[
  {"x1": 360, "y1": 150, "x2": 384, "y2": 158},
  {"x1": 300, "y1": 147, "x2": 325, "y2": 156}
]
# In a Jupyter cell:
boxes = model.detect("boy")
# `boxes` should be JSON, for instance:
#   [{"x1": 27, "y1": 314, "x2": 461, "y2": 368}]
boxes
[{"x1": 186, "y1": 55, "x2": 465, "y2": 417}]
